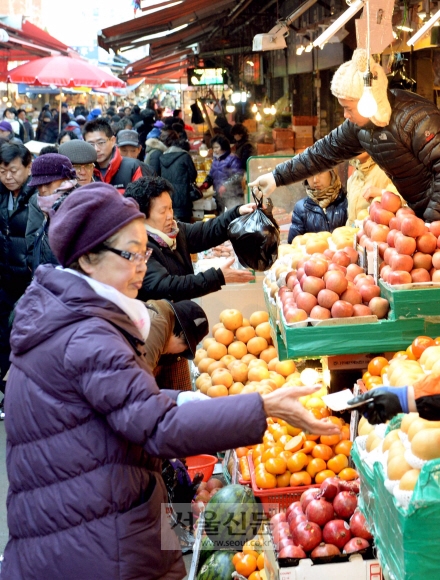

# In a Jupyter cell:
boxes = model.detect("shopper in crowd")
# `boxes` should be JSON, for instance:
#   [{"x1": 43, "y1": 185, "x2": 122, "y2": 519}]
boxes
[
  {"x1": 0, "y1": 121, "x2": 14, "y2": 142},
  {"x1": 346, "y1": 152, "x2": 400, "y2": 225},
  {"x1": 38, "y1": 103, "x2": 50, "y2": 121},
  {"x1": 158, "y1": 130, "x2": 197, "y2": 222},
  {"x1": 86, "y1": 108, "x2": 102, "y2": 122},
  {"x1": 130, "y1": 104, "x2": 142, "y2": 126},
  {"x1": 39, "y1": 145, "x2": 58, "y2": 155},
  {"x1": 3, "y1": 107, "x2": 23, "y2": 141},
  {"x1": 84, "y1": 118, "x2": 143, "y2": 192},
  {"x1": 26, "y1": 153, "x2": 78, "y2": 273},
  {"x1": 2, "y1": 182, "x2": 338, "y2": 580},
  {"x1": 288, "y1": 169, "x2": 347, "y2": 243},
  {"x1": 116, "y1": 116, "x2": 134, "y2": 132},
  {"x1": 125, "y1": 176, "x2": 255, "y2": 303},
  {"x1": 135, "y1": 108, "x2": 156, "y2": 157},
  {"x1": 349, "y1": 371, "x2": 440, "y2": 423},
  {"x1": 0, "y1": 143, "x2": 35, "y2": 419},
  {"x1": 57, "y1": 130, "x2": 79, "y2": 145},
  {"x1": 17, "y1": 109, "x2": 34, "y2": 142},
  {"x1": 55, "y1": 111, "x2": 71, "y2": 131},
  {"x1": 231, "y1": 123, "x2": 256, "y2": 170},
  {"x1": 64, "y1": 119, "x2": 83, "y2": 139},
  {"x1": 61, "y1": 102, "x2": 73, "y2": 120},
  {"x1": 147, "y1": 119, "x2": 165, "y2": 140},
  {"x1": 59, "y1": 140, "x2": 97, "y2": 187},
  {"x1": 201, "y1": 134, "x2": 244, "y2": 213},
  {"x1": 249, "y1": 48, "x2": 440, "y2": 222},
  {"x1": 75, "y1": 114, "x2": 86, "y2": 130},
  {"x1": 36, "y1": 111, "x2": 59, "y2": 144},
  {"x1": 145, "y1": 131, "x2": 167, "y2": 174},
  {"x1": 116, "y1": 129, "x2": 142, "y2": 159}
]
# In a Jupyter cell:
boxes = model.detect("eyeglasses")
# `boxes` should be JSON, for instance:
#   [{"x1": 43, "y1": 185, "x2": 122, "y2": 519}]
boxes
[
  {"x1": 73, "y1": 163, "x2": 95, "y2": 172},
  {"x1": 102, "y1": 245, "x2": 153, "y2": 265},
  {"x1": 86, "y1": 139, "x2": 110, "y2": 149}
]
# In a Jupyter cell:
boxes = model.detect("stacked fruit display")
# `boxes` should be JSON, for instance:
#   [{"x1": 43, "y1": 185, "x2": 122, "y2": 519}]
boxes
[
  {"x1": 191, "y1": 477, "x2": 225, "y2": 517},
  {"x1": 194, "y1": 309, "x2": 316, "y2": 398},
  {"x1": 244, "y1": 416, "x2": 356, "y2": 489},
  {"x1": 277, "y1": 248, "x2": 389, "y2": 323},
  {"x1": 231, "y1": 538, "x2": 267, "y2": 580},
  {"x1": 269, "y1": 479, "x2": 371, "y2": 560},
  {"x1": 356, "y1": 190, "x2": 440, "y2": 284}
]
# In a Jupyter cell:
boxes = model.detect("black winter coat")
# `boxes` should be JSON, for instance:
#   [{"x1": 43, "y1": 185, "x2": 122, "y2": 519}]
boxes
[
  {"x1": 287, "y1": 189, "x2": 348, "y2": 243},
  {"x1": 36, "y1": 121, "x2": 59, "y2": 144},
  {"x1": 235, "y1": 139, "x2": 256, "y2": 170},
  {"x1": 0, "y1": 178, "x2": 35, "y2": 299},
  {"x1": 274, "y1": 89, "x2": 440, "y2": 222},
  {"x1": 139, "y1": 206, "x2": 241, "y2": 302},
  {"x1": 159, "y1": 146, "x2": 197, "y2": 222}
]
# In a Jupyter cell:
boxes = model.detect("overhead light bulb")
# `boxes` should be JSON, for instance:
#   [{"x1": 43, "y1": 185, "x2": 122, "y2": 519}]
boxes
[
  {"x1": 255, "y1": 111, "x2": 262, "y2": 121},
  {"x1": 296, "y1": 45, "x2": 305, "y2": 55},
  {"x1": 231, "y1": 92, "x2": 242, "y2": 104},
  {"x1": 241, "y1": 91, "x2": 247, "y2": 103},
  {"x1": 226, "y1": 97, "x2": 235, "y2": 113},
  {"x1": 305, "y1": 42, "x2": 313, "y2": 52},
  {"x1": 263, "y1": 106, "x2": 271, "y2": 114},
  {"x1": 270, "y1": 105, "x2": 277, "y2": 115},
  {"x1": 357, "y1": 72, "x2": 378, "y2": 118},
  {"x1": 300, "y1": 368, "x2": 320, "y2": 387},
  {"x1": 246, "y1": 60, "x2": 255, "y2": 66},
  {"x1": 6, "y1": 101, "x2": 11, "y2": 107},
  {"x1": 251, "y1": 103, "x2": 258, "y2": 113},
  {"x1": 2, "y1": 96, "x2": 7, "y2": 102},
  {"x1": 199, "y1": 143, "x2": 209, "y2": 157}
]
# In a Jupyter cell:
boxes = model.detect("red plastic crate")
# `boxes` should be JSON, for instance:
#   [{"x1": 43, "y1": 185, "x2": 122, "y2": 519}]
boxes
[{"x1": 248, "y1": 456, "x2": 319, "y2": 517}]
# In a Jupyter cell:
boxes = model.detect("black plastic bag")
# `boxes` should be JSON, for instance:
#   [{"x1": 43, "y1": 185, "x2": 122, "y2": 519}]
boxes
[{"x1": 227, "y1": 192, "x2": 280, "y2": 271}]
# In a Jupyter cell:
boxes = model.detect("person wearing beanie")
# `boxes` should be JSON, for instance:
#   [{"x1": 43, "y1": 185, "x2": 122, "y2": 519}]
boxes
[
  {"x1": 2, "y1": 183, "x2": 339, "y2": 580},
  {"x1": 25, "y1": 153, "x2": 78, "y2": 273},
  {"x1": 250, "y1": 48, "x2": 440, "y2": 222},
  {"x1": 84, "y1": 118, "x2": 143, "y2": 193},
  {"x1": 59, "y1": 140, "x2": 97, "y2": 186},
  {"x1": 36, "y1": 110, "x2": 59, "y2": 144}
]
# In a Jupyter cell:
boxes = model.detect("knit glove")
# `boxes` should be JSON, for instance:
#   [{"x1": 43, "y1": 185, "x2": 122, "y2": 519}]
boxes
[
  {"x1": 177, "y1": 391, "x2": 209, "y2": 406},
  {"x1": 347, "y1": 387, "x2": 408, "y2": 424}
]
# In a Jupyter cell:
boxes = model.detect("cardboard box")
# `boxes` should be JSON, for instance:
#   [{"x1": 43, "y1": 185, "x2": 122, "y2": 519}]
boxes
[
  {"x1": 257, "y1": 143, "x2": 276, "y2": 155},
  {"x1": 292, "y1": 125, "x2": 314, "y2": 137},
  {"x1": 243, "y1": 118, "x2": 258, "y2": 133},
  {"x1": 292, "y1": 115, "x2": 318, "y2": 126},
  {"x1": 294, "y1": 137, "x2": 314, "y2": 149},
  {"x1": 278, "y1": 557, "x2": 382, "y2": 580}
]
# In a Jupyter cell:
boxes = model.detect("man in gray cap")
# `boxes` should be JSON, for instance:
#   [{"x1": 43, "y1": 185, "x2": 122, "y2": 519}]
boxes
[
  {"x1": 116, "y1": 129, "x2": 142, "y2": 160},
  {"x1": 58, "y1": 140, "x2": 97, "y2": 186}
]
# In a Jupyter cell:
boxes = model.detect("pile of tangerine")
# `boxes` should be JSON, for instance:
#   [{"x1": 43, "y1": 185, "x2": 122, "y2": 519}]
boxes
[
  {"x1": 232, "y1": 539, "x2": 265, "y2": 580},
  {"x1": 238, "y1": 417, "x2": 357, "y2": 490}
]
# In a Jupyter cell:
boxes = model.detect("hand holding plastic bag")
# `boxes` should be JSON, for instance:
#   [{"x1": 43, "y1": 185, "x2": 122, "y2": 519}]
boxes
[{"x1": 227, "y1": 192, "x2": 280, "y2": 271}]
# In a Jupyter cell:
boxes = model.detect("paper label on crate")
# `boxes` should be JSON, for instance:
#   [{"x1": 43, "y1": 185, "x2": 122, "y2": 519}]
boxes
[{"x1": 322, "y1": 389, "x2": 366, "y2": 411}]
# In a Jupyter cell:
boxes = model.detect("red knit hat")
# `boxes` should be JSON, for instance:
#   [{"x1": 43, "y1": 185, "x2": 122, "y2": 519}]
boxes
[{"x1": 49, "y1": 182, "x2": 145, "y2": 267}]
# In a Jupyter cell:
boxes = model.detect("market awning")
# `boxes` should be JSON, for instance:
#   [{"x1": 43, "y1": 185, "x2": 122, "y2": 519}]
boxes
[
  {"x1": 20, "y1": 20, "x2": 73, "y2": 55},
  {"x1": 98, "y1": 0, "x2": 236, "y2": 51}
]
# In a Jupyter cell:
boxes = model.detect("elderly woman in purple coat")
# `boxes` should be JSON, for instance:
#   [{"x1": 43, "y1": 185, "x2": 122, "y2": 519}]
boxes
[{"x1": 2, "y1": 183, "x2": 338, "y2": 580}]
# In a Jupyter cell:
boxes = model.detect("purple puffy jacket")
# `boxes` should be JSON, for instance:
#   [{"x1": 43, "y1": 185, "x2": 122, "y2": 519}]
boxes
[
  {"x1": 208, "y1": 151, "x2": 243, "y2": 193},
  {"x1": 2, "y1": 266, "x2": 267, "y2": 580}
]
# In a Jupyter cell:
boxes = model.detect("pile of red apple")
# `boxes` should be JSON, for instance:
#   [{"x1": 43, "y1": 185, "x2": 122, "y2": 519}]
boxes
[
  {"x1": 191, "y1": 477, "x2": 224, "y2": 517},
  {"x1": 358, "y1": 191, "x2": 440, "y2": 285},
  {"x1": 279, "y1": 248, "x2": 389, "y2": 323},
  {"x1": 270, "y1": 477, "x2": 373, "y2": 561}
]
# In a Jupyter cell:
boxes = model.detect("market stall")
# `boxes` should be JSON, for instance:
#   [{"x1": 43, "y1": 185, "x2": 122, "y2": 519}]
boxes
[{"x1": 184, "y1": 180, "x2": 440, "y2": 580}]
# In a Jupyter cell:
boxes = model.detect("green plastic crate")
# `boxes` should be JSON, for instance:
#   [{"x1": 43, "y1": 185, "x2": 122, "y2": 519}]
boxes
[
  {"x1": 278, "y1": 316, "x2": 440, "y2": 359},
  {"x1": 351, "y1": 440, "x2": 376, "y2": 530},
  {"x1": 379, "y1": 280, "x2": 440, "y2": 320},
  {"x1": 372, "y1": 460, "x2": 440, "y2": 580}
]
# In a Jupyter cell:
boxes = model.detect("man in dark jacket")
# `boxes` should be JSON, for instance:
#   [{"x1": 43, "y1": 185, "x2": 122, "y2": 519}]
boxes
[
  {"x1": 84, "y1": 118, "x2": 143, "y2": 193},
  {"x1": 159, "y1": 131, "x2": 197, "y2": 222},
  {"x1": 250, "y1": 48, "x2": 440, "y2": 223},
  {"x1": 124, "y1": 176, "x2": 255, "y2": 303},
  {"x1": 0, "y1": 143, "x2": 35, "y2": 414},
  {"x1": 116, "y1": 129, "x2": 156, "y2": 177}
]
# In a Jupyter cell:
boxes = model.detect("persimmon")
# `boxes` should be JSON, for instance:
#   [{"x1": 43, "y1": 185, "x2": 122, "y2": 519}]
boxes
[
  {"x1": 265, "y1": 457, "x2": 287, "y2": 475},
  {"x1": 261, "y1": 446, "x2": 283, "y2": 462},
  {"x1": 340, "y1": 425, "x2": 350, "y2": 440},
  {"x1": 367, "y1": 356, "x2": 389, "y2": 377},
  {"x1": 276, "y1": 471, "x2": 292, "y2": 487},
  {"x1": 306, "y1": 457, "x2": 327, "y2": 478},
  {"x1": 290, "y1": 471, "x2": 312, "y2": 486},
  {"x1": 315, "y1": 469, "x2": 336, "y2": 484},
  {"x1": 412, "y1": 336, "x2": 436, "y2": 359},
  {"x1": 320, "y1": 433, "x2": 341, "y2": 446},
  {"x1": 252, "y1": 444, "x2": 265, "y2": 462},
  {"x1": 243, "y1": 541, "x2": 260, "y2": 559},
  {"x1": 236, "y1": 447, "x2": 249, "y2": 458},
  {"x1": 249, "y1": 572, "x2": 262, "y2": 580},
  {"x1": 312, "y1": 444, "x2": 334, "y2": 461},
  {"x1": 362, "y1": 370, "x2": 372, "y2": 383},
  {"x1": 255, "y1": 470, "x2": 277, "y2": 489},
  {"x1": 278, "y1": 434, "x2": 293, "y2": 447},
  {"x1": 287, "y1": 452, "x2": 308, "y2": 473},
  {"x1": 232, "y1": 552, "x2": 245, "y2": 567},
  {"x1": 257, "y1": 553, "x2": 265, "y2": 571},
  {"x1": 327, "y1": 453, "x2": 349, "y2": 474},
  {"x1": 284, "y1": 434, "x2": 306, "y2": 452},
  {"x1": 334, "y1": 440, "x2": 352, "y2": 456},
  {"x1": 338, "y1": 467, "x2": 359, "y2": 481},
  {"x1": 235, "y1": 554, "x2": 257, "y2": 577},
  {"x1": 406, "y1": 344, "x2": 417, "y2": 360},
  {"x1": 278, "y1": 450, "x2": 293, "y2": 463},
  {"x1": 302, "y1": 440, "x2": 317, "y2": 454}
]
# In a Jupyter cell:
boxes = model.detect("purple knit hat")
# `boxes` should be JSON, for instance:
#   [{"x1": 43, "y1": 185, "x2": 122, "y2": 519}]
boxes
[
  {"x1": 29, "y1": 153, "x2": 76, "y2": 187},
  {"x1": 49, "y1": 183, "x2": 145, "y2": 267}
]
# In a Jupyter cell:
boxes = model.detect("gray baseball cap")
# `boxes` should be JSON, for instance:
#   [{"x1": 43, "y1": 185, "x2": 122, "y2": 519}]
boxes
[
  {"x1": 58, "y1": 140, "x2": 97, "y2": 165},
  {"x1": 116, "y1": 129, "x2": 140, "y2": 147}
]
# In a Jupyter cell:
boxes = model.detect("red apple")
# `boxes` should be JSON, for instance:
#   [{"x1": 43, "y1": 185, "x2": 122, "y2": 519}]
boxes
[
  {"x1": 387, "y1": 229, "x2": 399, "y2": 247},
  {"x1": 332, "y1": 251, "x2": 351, "y2": 267},
  {"x1": 384, "y1": 247, "x2": 398, "y2": 265},
  {"x1": 296, "y1": 291, "x2": 318, "y2": 314},
  {"x1": 304, "y1": 259, "x2": 328, "y2": 278},
  {"x1": 340, "y1": 287, "x2": 362, "y2": 305},
  {"x1": 400, "y1": 215, "x2": 427, "y2": 238},
  {"x1": 352, "y1": 304, "x2": 373, "y2": 316},
  {"x1": 328, "y1": 263, "x2": 347, "y2": 274},
  {"x1": 429, "y1": 221, "x2": 440, "y2": 237},
  {"x1": 324, "y1": 248, "x2": 335, "y2": 260},
  {"x1": 389, "y1": 216, "x2": 401, "y2": 231},
  {"x1": 432, "y1": 270, "x2": 440, "y2": 282},
  {"x1": 343, "y1": 246, "x2": 359, "y2": 264},
  {"x1": 310, "y1": 305, "x2": 331, "y2": 320},
  {"x1": 359, "y1": 284, "x2": 381, "y2": 302},
  {"x1": 432, "y1": 253, "x2": 440, "y2": 269},
  {"x1": 411, "y1": 268, "x2": 431, "y2": 283},
  {"x1": 371, "y1": 224, "x2": 390, "y2": 243},
  {"x1": 301, "y1": 276, "x2": 326, "y2": 296},
  {"x1": 387, "y1": 270, "x2": 412, "y2": 285},
  {"x1": 284, "y1": 307, "x2": 308, "y2": 323},
  {"x1": 394, "y1": 233, "x2": 417, "y2": 256},
  {"x1": 369, "y1": 296, "x2": 390, "y2": 318},
  {"x1": 346, "y1": 264, "x2": 364, "y2": 281},
  {"x1": 413, "y1": 252, "x2": 433, "y2": 271},
  {"x1": 416, "y1": 233, "x2": 437, "y2": 254},
  {"x1": 325, "y1": 271, "x2": 348, "y2": 295},
  {"x1": 396, "y1": 207, "x2": 416, "y2": 217},
  {"x1": 380, "y1": 265, "x2": 391, "y2": 283},
  {"x1": 317, "y1": 289, "x2": 340, "y2": 309},
  {"x1": 375, "y1": 208, "x2": 394, "y2": 226},
  {"x1": 381, "y1": 191, "x2": 402, "y2": 213},
  {"x1": 390, "y1": 254, "x2": 413, "y2": 272},
  {"x1": 331, "y1": 300, "x2": 354, "y2": 318}
]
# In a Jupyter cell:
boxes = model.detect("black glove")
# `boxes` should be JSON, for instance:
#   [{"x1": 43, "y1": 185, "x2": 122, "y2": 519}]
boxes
[{"x1": 348, "y1": 388, "x2": 404, "y2": 424}]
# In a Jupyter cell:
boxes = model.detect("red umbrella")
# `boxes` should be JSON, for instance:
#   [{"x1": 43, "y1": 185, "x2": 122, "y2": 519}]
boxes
[{"x1": 7, "y1": 55, "x2": 125, "y2": 88}]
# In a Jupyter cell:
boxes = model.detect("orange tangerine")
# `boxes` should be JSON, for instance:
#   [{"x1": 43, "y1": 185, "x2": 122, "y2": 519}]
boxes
[
  {"x1": 235, "y1": 553, "x2": 257, "y2": 577},
  {"x1": 287, "y1": 452, "x2": 308, "y2": 473},
  {"x1": 232, "y1": 552, "x2": 245, "y2": 567},
  {"x1": 236, "y1": 447, "x2": 249, "y2": 458},
  {"x1": 368, "y1": 356, "x2": 389, "y2": 377},
  {"x1": 257, "y1": 553, "x2": 265, "y2": 571},
  {"x1": 284, "y1": 433, "x2": 306, "y2": 452},
  {"x1": 334, "y1": 440, "x2": 353, "y2": 456},
  {"x1": 249, "y1": 572, "x2": 262, "y2": 580},
  {"x1": 265, "y1": 457, "x2": 287, "y2": 475},
  {"x1": 312, "y1": 444, "x2": 334, "y2": 461},
  {"x1": 261, "y1": 446, "x2": 283, "y2": 462},
  {"x1": 252, "y1": 444, "x2": 265, "y2": 462},
  {"x1": 276, "y1": 471, "x2": 292, "y2": 487},
  {"x1": 279, "y1": 450, "x2": 293, "y2": 463},
  {"x1": 327, "y1": 453, "x2": 349, "y2": 474},
  {"x1": 320, "y1": 433, "x2": 342, "y2": 446},
  {"x1": 302, "y1": 440, "x2": 317, "y2": 454},
  {"x1": 278, "y1": 434, "x2": 293, "y2": 447},
  {"x1": 362, "y1": 371, "x2": 372, "y2": 383},
  {"x1": 255, "y1": 470, "x2": 277, "y2": 489}
]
